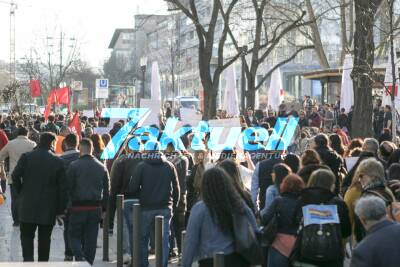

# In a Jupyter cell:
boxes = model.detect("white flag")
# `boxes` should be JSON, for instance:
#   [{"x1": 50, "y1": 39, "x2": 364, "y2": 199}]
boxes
[
  {"x1": 223, "y1": 64, "x2": 240, "y2": 116},
  {"x1": 268, "y1": 68, "x2": 284, "y2": 111},
  {"x1": 340, "y1": 54, "x2": 354, "y2": 113}
]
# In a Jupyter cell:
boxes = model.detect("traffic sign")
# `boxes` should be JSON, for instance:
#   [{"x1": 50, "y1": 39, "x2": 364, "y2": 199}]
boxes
[{"x1": 96, "y1": 79, "x2": 109, "y2": 98}]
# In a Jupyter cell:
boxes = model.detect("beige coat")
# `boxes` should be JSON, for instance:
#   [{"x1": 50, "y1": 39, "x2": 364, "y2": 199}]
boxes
[{"x1": 0, "y1": 136, "x2": 36, "y2": 184}]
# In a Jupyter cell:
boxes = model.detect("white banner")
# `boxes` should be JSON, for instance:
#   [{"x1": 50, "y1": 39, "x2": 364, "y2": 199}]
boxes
[
  {"x1": 96, "y1": 79, "x2": 109, "y2": 99},
  {"x1": 140, "y1": 99, "x2": 161, "y2": 126}
]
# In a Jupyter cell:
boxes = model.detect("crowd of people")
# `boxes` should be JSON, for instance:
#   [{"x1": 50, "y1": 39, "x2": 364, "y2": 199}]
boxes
[{"x1": 0, "y1": 101, "x2": 400, "y2": 267}]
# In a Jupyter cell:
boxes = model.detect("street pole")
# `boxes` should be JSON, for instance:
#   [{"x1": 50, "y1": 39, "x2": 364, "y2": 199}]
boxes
[
  {"x1": 240, "y1": 46, "x2": 247, "y2": 114},
  {"x1": 141, "y1": 66, "x2": 146, "y2": 99}
]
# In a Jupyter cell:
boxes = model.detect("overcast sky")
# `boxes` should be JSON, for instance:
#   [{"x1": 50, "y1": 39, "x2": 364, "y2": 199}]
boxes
[{"x1": 0, "y1": 0, "x2": 168, "y2": 70}]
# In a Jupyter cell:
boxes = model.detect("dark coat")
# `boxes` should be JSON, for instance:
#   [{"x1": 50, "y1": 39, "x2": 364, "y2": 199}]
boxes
[
  {"x1": 257, "y1": 156, "x2": 283, "y2": 209},
  {"x1": 261, "y1": 192, "x2": 301, "y2": 235},
  {"x1": 351, "y1": 220, "x2": 400, "y2": 267},
  {"x1": 128, "y1": 152, "x2": 180, "y2": 211},
  {"x1": 315, "y1": 147, "x2": 343, "y2": 194},
  {"x1": 66, "y1": 154, "x2": 110, "y2": 210},
  {"x1": 110, "y1": 153, "x2": 142, "y2": 199},
  {"x1": 12, "y1": 148, "x2": 67, "y2": 225}
]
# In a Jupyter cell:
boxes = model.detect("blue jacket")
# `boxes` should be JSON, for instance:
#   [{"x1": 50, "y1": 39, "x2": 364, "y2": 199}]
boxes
[
  {"x1": 182, "y1": 201, "x2": 257, "y2": 267},
  {"x1": 351, "y1": 220, "x2": 400, "y2": 267}
]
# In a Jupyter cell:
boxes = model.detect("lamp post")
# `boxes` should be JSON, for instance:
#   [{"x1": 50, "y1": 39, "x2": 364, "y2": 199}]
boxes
[
  {"x1": 238, "y1": 33, "x2": 248, "y2": 114},
  {"x1": 139, "y1": 56, "x2": 147, "y2": 106}
]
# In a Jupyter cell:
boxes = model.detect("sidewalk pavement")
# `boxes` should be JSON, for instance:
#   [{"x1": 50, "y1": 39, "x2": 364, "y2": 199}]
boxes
[{"x1": 0, "y1": 186, "x2": 183, "y2": 267}]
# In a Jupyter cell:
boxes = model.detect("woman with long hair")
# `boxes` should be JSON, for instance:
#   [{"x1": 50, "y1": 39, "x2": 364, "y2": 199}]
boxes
[
  {"x1": 329, "y1": 134, "x2": 345, "y2": 157},
  {"x1": 297, "y1": 149, "x2": 330, "y2": 184},
  {"x1": 90, "y1": 134, "x2": 105, "y2": 162},
  {"x1": 261, "y1": 174, "x2": 305, "y2": 267},
  {"x1": 182, "y1": 167, "x2": 257, "y2": 267},
  {"x1": 217, "y1": 159, "x2": 255, "y2": 213}
]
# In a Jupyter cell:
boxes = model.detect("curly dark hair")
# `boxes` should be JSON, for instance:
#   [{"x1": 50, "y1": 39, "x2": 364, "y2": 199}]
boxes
[{"x1": 201, "y1": 167, "x2": 245, "y2": 233}]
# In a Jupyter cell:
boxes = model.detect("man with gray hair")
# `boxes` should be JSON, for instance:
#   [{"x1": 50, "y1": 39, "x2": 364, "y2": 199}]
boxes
[
  {"x1": 362, "y1": 138, "x2": 379, "y2": 155},
  {"x1": 350, "y1": 196, "x2": 400, "y2": 267}
]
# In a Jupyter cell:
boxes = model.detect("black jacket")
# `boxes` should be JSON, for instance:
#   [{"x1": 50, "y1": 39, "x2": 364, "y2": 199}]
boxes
[
  {"x1": 128, "y1": 152, "x2": 180, "y2": 210},
  {"x1": 351, "y1": 220, "x2": 400, "y2": 267},
  {"x1": 66, "y1": 154, "x2": 110, "y2": 210},
  {"x1": 315, "y1": 147, "x2": 343, "y2": 194},
  {"x1": 299, "y1": 187, "x2": 351, "y2": 239},
  {"x1": 12, "y1": 148, "x2": 67, "y2": 225},
  {"x1": 110, "y1": 153, "x2": 142, "y2": 199},
  {"x1": 166, "y1": 152, "x2": 189, "y2": 211},
  {"x1": 262, "y1": 192, "x2": 301, "y2": 235}
]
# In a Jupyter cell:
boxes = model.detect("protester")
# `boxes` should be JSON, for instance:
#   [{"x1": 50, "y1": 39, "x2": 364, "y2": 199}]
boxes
[
  {"x1": 60, "y1": 133, "x2": 80, "y2": 261},
  {"x1": 66, "y1": 138, "x2": 110, "y2": 265},
  {"x1": 330, "y1": 134, "x2": 345, "y2": 157},
  {"x1": 294, "y1": 169, "x2": 351, "y2": 267},
  {"x1": 344, "y1": 158, "x2": 395, "y2": 244},
  {"x1": 217, "y1": 159, "x2": 255, "y2": 213},
  {"x1": 350, "y1": 196, "x2": 400, "y2": 267},
  {"x1": 183, "y1": 167, "x2": 257, "y2": 267},
  {"x1": 261, "y1": 163, "x2": 291, "y2": 213},
  {"x1": 128, "y1": 141, "x2": 180, "y2": 267},
  {"x1": 261, "y1": 174, "x2": 305, "y2": 267},
  {"x1": 12, "y1": 132, "x2": 66, "y2": 262},
  {"x1": 90, "y1": 133, "x2": 105, "y2": 162},
  {"x1": 55, "y1": 126, "x2": 71, "y2": 155},
  {"x1": 0, "y1": 126, "x2": 36, "y2": 226},
  {"x1": 283, "y1": 154, "x2": 300, "y2": 173},
  {"x1": 44, "y1": 115, "x2": 60, "y2": 135}
]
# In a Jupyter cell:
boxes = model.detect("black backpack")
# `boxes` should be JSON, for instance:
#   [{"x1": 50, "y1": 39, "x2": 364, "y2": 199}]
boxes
[{"x1": 295, "y1": 205, "x2": 342, "y2": 262}]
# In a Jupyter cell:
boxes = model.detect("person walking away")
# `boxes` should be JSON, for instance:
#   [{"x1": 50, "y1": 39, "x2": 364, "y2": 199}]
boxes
[
  {"x1": 0, "y1": 125, "x2": 8, "y2": 197},
  {"x1": 11, "y1": 132, "x2": 66, "y2": 261},
  {"x1": 261, "y1": 174, "x2": 304, "y2": 267},
  {"x1": 293, "y1": 169, "x2": 351, "y2": 267},
  {"x1": 183, "y1": 167, "x2": 258, "y2": 267},
  {"x1": 0, "y1": 126, "x2": 36, "y2": 226},
  {"x1": 110, "y1": 137, "x2": 143, "y2": 263},
  {"x1": 66, "y1": 138, "x2": 110, "y2": 265},
  {"x1": 128, "y1": 141, "x2": 180, "y2": 267},
  {"x1": 350, "y1": 196, "x2": 400, "y2": 267},
  {"x1": 60, "y1": 133, "x2": 80, "y2": 261}
]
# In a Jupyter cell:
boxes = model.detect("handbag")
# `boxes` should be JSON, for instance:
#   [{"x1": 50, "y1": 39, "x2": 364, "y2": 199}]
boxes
[
  {"x1": 260, "y1": 214, "x2": 278, "y2": 246},
  {"x1": 232, "y1": 212, "x2": 264, "y2": 265}
]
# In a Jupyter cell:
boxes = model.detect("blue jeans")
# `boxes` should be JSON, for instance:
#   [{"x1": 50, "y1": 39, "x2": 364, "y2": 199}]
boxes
[
  {"x1": 123, "y1": 199, "x2": 139, "y2": 255},
  {"x1": 141, "y1": 209, "x2": 171, "y2": 267},
  {"x1": 268, "y1": 247, "x2": 289, "y2": 267}
]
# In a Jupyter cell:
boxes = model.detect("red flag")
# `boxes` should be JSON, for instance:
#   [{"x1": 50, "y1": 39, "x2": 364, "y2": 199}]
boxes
[
  {"x1": 44, "y1": 90, "x2": 57, "y2": 119},
  {"x1": 55, "y1": 87, "x2": 70, "y2": 105},
  {"x1": 68, "y1": 112, "x2": 81, "y2": 138},
  {"x1": 29, "y1": 80, "x2": 41, "y2": 97}
]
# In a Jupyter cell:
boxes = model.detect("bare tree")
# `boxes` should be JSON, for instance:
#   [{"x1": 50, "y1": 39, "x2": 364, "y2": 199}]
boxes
[
  {"x1": 166, "y1": 0, "x2": 242, "y2": 119},
  {"x1": 351, "y1": 0, "x2": 383, "y2": 138}
]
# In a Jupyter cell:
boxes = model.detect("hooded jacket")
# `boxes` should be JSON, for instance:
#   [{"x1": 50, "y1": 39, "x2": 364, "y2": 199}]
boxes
[{"x1": 128, "y1": 152, "x2": 180, "y2": 211}]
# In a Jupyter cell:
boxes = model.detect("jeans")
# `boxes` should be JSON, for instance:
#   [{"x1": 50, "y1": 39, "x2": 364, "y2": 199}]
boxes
[
  {"x1": 141, "y1": 209, "x2": 171, "y2": 267},
  {"x1": 268, "y1": 247, "x2": 289, "y2": 267},
  {"x1": 123, "y1": 199, "x2": 139, "y2": 255},
  {"x1": 20, "y1": 223, "x2": 53, "y2": 261},
  {"x1": 69, "y1": 209, "x2": 101, "y2": 265},
  {"x1": 10, "y1": 184, "x2": 19, "y2": 224}
]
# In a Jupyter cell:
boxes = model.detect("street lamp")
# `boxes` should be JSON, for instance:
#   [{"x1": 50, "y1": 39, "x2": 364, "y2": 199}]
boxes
[
  {"x1": 140, "y1": 56, "x2": 147, "y2": 102},
  {"x1": 238, "y1": 32, "x2": 248, "y2": 114}
]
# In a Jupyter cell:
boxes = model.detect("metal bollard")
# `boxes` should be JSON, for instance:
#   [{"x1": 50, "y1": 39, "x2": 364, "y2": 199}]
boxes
[
  {"x1": 116, "y1": 195, "x2": 124, "y2": 267},
  {"x1": 155, "y1": 216, "x2": 164, "y2": 267},
  {"x1": 213, "y1": 252, "x2": 224, "y2": 267},
  {"x1": 102, "y1": 202, "x2": 110, "y2": 261},
  {"x1": 181, "y1": 230, "x2": 186, "y2": 255},
  {"x1": 132, "y1": 202, "x2": 141, "y2": 267}
]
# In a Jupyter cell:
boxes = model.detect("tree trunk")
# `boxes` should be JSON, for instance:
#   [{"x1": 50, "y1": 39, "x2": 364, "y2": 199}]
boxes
[
  {"x1": 246, "y1": 74, "x2": 257, "y2": 110},
  {"x1": 351, "y1": 0, "x2": 381, "y2": 138},
  {"x1": 340, "y1": 0, "x2": 348, "y2": 65}
]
